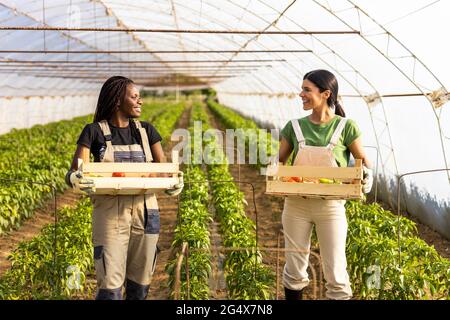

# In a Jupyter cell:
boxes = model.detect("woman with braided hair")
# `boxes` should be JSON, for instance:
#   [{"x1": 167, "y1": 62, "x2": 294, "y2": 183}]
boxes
[{"x1": 65, "y1": 76, "x2": 183, "y2": 300}]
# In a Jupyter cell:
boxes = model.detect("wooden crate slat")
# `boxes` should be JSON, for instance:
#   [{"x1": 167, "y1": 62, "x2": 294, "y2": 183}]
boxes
[
  {"x1": 90, "y1": 188, "x2": 168, "y2": 195},
  {"x1": 266, "y1": 180, "x2": 361, "y2": 197},
  {"x1": 266, "y1": 192, "x2": 361, "y2": 200},
  {"x1": 266, "y1": 165, "x2": 362, "y2": 179},
  {"x1": 75, "y1": 177, "x2": 180, "y2": 195},
  {"x1": 90, "y1": 177, "x2": 179, "y2": 188},
  {"x1": 84, "y1": 162, "x2": 179, "y2": 173},
  {"x1": 85, "y1": 172, "x2": 177, "y2": 178}
]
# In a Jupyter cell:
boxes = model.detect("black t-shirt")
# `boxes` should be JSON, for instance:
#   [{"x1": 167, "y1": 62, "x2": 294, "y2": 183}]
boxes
[{"x1": 77, "y1": 120, "x2": 162, "y2": 162}]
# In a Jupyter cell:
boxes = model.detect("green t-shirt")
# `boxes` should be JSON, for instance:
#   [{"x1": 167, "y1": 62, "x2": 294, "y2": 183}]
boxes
[{"x1": 280, "y1": 115, "x2": 361, "y2": 167}]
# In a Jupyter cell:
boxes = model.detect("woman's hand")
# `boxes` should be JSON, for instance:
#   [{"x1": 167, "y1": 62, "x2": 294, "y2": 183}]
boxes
[
  {"x1": 348, "y1": 137, "x2": 373, "y2": 193},
  {"x1": 68, "y1": 169, "x2": 95, "y2": 193},
  {"x1": 362, "y1": 166, "x2": 373, "y2": 194},
  {"x1": 165, "y1": 171, "x2": 184, "y2": 196},
  {"x1": 278, "y1": 137, "x2": 293, "y2": 165}
]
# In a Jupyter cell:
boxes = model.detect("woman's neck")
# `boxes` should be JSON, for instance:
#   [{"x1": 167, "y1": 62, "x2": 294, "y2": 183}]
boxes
[
  {"x1": 309, "y1": 105, "x2": 335, "y2": 124},
  {"x1": 109, "y1": 111, "x2": 129, "y2": 128}
]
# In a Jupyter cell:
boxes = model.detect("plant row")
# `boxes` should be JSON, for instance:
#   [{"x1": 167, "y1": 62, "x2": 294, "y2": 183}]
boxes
[
  {"x1": 0, "y1": 198, "x2": 94, "y2": 299},
  {"x1": 151, "y1": 101, "x2": 186, "y2": 147},
  {"x1": 0, "y1": 115, "x2": 92, "y2": 235},
  {"x1": 345, "y1": 200, "x2": 450, "y2": 299},
  {"x1": 206, "y1": 99, "x2": 278, "y2": 168},
  {"x1": 202, "y1": 101, "x2": 275, "y2": 299},
  {"x1": 166, "y1": 100, "x2": 213, "y2": 299},
  {"x1": 207, "y1": 154, "x2": 275, "y2": 299}
]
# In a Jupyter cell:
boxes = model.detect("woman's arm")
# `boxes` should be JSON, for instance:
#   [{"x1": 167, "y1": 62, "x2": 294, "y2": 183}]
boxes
[
  {"x1": 69, "y1": 144, "x2": 90, "y2": 171},
  {"x1": 278, "y1": 137, "x2": 293, "y2": 165},
  {"x1": 65, "y1": 144, "x2": 90, "y2": 188},
  {"x1": 150, "y1": 141, "x2": 167, "y2": 163},
  {"x1": 348, "y1": 137, "x2": 372, "y2": 168}
]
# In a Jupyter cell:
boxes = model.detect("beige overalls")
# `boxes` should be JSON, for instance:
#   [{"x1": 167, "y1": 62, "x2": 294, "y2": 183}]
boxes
[
  {"x1": 91, "y1": 120, "x2": 159, "y2": 300},
  {"x1": 282, "y1": 117, "x2": 353, "y2": 300}
]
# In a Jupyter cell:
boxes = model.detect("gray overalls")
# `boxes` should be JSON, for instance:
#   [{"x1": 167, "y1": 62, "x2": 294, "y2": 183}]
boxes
[{"x1": 91, "y1": 119, "x2": 159, "y2": 300}]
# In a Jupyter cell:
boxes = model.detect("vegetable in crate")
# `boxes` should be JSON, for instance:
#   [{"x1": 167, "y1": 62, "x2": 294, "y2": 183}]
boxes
[{"x1": 112, "y1": 172, "x2": 126, "y2": 177}]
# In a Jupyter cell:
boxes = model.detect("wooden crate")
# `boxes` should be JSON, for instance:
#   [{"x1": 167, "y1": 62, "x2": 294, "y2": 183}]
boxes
[
  {"x1": 265, "y1": 159, "x2": 363, "y2": 200},
  {"x1": 76, "y1": 155, "x2": 181, "y2": 195}
]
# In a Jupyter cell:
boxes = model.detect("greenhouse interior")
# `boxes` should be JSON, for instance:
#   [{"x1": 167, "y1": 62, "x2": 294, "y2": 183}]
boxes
[{"x1": 0, "y1": 0, "x2": 449, "y2": 301}]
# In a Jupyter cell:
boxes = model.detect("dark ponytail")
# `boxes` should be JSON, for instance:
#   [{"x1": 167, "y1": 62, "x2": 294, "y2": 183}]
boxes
[
  {"x1": 334, "y1": 101, "x2": 346, "y2": 118},
  {"x1": 94, "y1": 76, "x2": 134, "y2": 123},
  {"x1": 303, "y1": 69, "x2": 346, "y2": 117}
]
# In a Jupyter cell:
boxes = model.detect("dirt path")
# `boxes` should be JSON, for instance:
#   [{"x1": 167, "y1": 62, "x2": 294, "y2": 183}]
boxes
[
  {"x1": 147, "y1": 104, "x2": 192, "y2": 300},
  {"x1": 0, "y1": 189, "x2": 82, "y2": 276},
  {"x1": 411, "y1": 217, "x2": 450, "y2": 259},
  {"x1": 207, "y1": 210, "x2": 227, "y2": 299}
]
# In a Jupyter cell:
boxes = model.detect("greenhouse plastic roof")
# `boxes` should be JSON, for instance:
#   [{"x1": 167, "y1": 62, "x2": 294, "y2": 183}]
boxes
[
  {"x1": 0, "y1": 1, "x2": 448, "y2": 95},
  {"x1": 0, "y1": 1, "x2": 449, "y2": 206}
]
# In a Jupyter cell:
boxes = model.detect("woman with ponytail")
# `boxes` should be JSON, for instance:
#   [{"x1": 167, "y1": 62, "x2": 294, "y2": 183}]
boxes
[{"x1": 277, "y1": 70, "x2": 373, "y2": 300}]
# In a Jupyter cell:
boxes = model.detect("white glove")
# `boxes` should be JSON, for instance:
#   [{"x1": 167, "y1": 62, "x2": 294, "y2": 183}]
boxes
[
  {"x1": 362, "y1": 166, "x2": 373, "y2": 194},
  {"x1": 165, "y1": 171, "x2": 184, "y2": 197},
  {"x1": 68, "y1": 169, "x2": 95, "y2": 194}
]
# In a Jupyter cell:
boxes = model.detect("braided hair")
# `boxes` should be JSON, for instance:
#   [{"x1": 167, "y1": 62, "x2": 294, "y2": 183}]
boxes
[
  {"x1": 93, "y1": 76, "x2": 134, "y2": 122},
  {"x1": 303, "y1": 69, "x2": 346, "y2": 117}
]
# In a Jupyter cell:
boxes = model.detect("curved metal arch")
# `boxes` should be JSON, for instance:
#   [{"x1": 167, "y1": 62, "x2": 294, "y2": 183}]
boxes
[
  {"x1": 192, "y1": 0, "x2": 322, "y2": 102},
  {"x1": 151, "y1": 2, "x2": 286, "y2": 94},
  {"x1": 98, "y1": 0, "x2": 181, "y2": 74},
  {"x1": 97, "y1": 0, "x2": 299, "y2": 94},
  {"x1": 196, "y1": 0, "x2": 309, "y2": 87},
  {"x1": 0, "y1": 1, "x2": 171, "y2": 81},
  {"x1": 147, "y1": 1, "x2": 297, "y2": 95},
  {"x1": 0, "y1": 2, "x2": 124, "y2": 59},
  {"x1": 61, "y1": 1, "x2": 284, "y2": 92},
  {"x1": 0, "y1": 1, "x2": 300, "y2": 93},
  {"x1": 217, "y1": 0, "x2": 366, "y2": 96},
  {"x1": 100, "y1": 0, "x2": 303, "y2": 82},
  {"x1": 313, "y1": 0, "x2": 450, "y2": 181},
  {"x1": 0, "y1": 3, "x2": 137, "y2": 85}
]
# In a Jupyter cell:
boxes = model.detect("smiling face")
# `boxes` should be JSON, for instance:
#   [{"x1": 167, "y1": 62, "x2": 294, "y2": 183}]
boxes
[
  {"x1": 117, "y1": 84, "x2": 142, "y2": 118},
  {"x1": 299, "y1": 79, "x2": 330, "y2": 111}
]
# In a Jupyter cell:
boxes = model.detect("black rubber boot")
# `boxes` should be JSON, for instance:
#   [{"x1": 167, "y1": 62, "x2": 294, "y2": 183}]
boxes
[
  {"x1": 125, "y1": 279, "x2": 150, "y2": 300},
  {"x1": 96, "y1": 287, "x2": 123, "y2": 300},
  {"x1": 284, "y1": 287, "x2": 303, "y2": 300}
]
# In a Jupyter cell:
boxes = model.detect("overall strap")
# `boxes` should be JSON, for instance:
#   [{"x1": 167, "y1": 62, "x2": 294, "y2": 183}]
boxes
[
  {"x1": 291, "y1": 119, "x2": 306, "y2": 148},
  {"x1": 133, "y1": 120, "x2": 153, "y2": 163},
  {"x1": 329, "y1": 118, "x2": 348, "y2": 149},
  {"x1": 98, "y1": 120, "x2": 113, "y2": 150}
]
